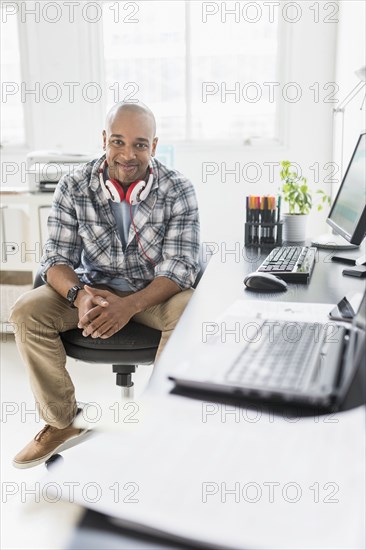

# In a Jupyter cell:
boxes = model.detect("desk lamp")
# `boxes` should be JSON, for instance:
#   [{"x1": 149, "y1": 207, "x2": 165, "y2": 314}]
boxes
[{"x1": 312, "y1": 66, "x2": 366, "y2": 250}]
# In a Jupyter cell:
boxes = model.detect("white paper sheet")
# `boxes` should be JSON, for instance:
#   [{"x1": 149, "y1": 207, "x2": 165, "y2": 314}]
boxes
[{"x1": 44, "y1": 395, "x2": 366, "y2": 550}]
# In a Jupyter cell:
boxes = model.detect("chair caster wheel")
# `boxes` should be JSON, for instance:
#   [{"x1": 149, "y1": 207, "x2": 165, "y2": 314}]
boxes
[{"x1": 45, "y1": 453, "x2": 63, "y2": 470}]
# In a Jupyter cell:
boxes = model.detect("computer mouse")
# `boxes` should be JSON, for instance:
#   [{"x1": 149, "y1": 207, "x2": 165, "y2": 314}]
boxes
[{"x1": 244, "y1": 272, "x2": 288, "y2": 291}]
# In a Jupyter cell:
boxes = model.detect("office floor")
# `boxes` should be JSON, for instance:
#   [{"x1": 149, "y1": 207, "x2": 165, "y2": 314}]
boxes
[{"x1": 0, "y1": 335, "x2": 152, "y2": 550}]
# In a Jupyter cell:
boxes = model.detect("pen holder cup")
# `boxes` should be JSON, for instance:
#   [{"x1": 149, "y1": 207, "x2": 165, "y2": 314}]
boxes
[{"x1": 245, "y1": 221, "x2": 283, "y2": 248}]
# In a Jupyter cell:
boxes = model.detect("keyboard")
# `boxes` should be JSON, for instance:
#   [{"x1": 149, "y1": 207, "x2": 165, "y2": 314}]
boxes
[
  {"x1": 257, "y1": 246, "x2": 317, "y2": 283},
  {"x1": 225, "y1": 321, "x2": 324, "y2": 392}
]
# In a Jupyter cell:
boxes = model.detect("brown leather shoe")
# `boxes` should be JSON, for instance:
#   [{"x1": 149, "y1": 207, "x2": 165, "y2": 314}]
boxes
[{"x1": 13, "y1": 423, "x2": 89, "y2": 469}]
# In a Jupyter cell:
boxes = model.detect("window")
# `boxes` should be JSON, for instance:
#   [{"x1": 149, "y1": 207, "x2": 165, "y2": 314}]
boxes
[
  {"x1": 102, "y1": 1, "x2": 279, "y2": 142},
  {"x1": 0, "y1": 5, "x2": 25, "y2": 147}
]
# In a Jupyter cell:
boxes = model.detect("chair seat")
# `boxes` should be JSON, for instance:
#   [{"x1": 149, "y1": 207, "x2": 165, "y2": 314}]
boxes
[{"x1": 61, "y1": 322, "x2": 161, "y2": 365}]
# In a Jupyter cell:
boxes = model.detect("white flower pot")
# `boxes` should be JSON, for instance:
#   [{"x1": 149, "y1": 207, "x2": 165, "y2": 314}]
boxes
[{"x1": 282, "y1": 214, "x2": 308, "y2": 243}]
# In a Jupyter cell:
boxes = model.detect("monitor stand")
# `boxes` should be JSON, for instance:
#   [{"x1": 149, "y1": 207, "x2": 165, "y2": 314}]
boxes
[{"x1": 311, "y1": 233, "x2": 359, "y2": 250}]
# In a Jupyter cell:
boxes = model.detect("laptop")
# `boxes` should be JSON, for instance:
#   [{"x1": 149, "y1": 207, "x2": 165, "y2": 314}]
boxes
[{"x1": 168, "y1": 293, "x2": 366, "y2": 410}]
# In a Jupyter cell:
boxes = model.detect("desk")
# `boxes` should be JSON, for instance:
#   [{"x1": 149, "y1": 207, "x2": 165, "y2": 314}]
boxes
[
  {"x1": 9, "y1": 246, "x2": 366, "y2": 549},
  {"x1": 151, "y1": 246, "x2": 366, "y2": 406},
  {"x1": 69, "y1": 245, "x2": 366, "y2": 549}
]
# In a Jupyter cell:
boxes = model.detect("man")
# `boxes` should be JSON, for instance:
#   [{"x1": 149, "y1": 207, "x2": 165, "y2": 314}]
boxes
[{"x1": 10, "y1": 102, "x2": 200, "y2": 468}]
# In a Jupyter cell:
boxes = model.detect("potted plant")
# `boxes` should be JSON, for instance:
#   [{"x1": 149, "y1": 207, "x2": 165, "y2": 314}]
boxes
[{"x1": 279, "y1": 161, "x2": 330, "y2": 243}]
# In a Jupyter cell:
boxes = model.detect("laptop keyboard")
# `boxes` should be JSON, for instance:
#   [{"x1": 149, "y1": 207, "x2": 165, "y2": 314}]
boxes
[{"x1": 225, "y1": 321, "x2": 324, "y2": 391}]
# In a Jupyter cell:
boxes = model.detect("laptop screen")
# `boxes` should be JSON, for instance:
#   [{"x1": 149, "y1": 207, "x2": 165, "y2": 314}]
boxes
[
  {"x1": 339, "y1": 290, "x2": 366, "y2": 400},
  {"x1": 354, "y1": 291, "x2": 366, "y2": 330}
]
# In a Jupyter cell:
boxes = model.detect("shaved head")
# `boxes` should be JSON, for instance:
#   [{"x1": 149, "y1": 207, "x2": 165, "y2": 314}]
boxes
[
  {"x1": 105, "y1": 102, "x2": 156, "y2": 137},
  {"x1": 102, "y1": 101, "x2": 158, "y2": 186}
]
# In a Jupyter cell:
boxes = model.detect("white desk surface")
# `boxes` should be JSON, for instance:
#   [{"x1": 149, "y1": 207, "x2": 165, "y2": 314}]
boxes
[{"x1": 3, "y1": 252, "x2": 366, "y2": 549}]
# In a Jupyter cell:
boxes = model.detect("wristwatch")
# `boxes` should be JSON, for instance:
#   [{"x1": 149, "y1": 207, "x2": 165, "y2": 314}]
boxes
[{"x1": 66, "y1": 285, "x2": 83, "y2": 307}]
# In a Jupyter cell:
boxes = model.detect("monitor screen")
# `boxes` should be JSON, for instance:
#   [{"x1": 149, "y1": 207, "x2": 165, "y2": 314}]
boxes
[{"x1": 327, "y1": 133, "x2": 366, "y2": 245}]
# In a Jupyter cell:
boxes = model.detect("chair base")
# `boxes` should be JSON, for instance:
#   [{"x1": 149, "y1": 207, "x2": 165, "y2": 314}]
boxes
[
  {"x1": 113, "y1": 365, "x2": 136, "y2": 388},
  {"x1": 121, "y1": 385, "x2": 134, "y2": 400}
]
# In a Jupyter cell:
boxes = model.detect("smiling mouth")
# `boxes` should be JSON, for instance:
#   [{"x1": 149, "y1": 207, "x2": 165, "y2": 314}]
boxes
[{"x1": 115, "y1": 162, "x2": 138, "y2": 171}]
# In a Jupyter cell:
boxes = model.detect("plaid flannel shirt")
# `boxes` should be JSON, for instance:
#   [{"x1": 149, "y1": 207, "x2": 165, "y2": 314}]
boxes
[{"x1": 41, "y1": 155, "x2": 200, "y2": 291}]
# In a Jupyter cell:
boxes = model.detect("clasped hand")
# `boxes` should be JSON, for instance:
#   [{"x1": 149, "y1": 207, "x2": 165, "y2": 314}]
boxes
[{"x1": 77, "y1": 285, "x2": 135, "y2": 339}]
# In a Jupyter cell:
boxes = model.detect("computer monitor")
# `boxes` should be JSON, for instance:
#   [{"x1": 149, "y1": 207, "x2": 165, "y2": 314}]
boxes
[{"x1": 327, "y1": 132, "x2": 366, "y2": 245}]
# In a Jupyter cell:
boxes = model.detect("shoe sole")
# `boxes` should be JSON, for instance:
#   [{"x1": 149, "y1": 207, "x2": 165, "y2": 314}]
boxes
[{"x1": 12, "y1": 429, "x2": 91, "y2": 469}]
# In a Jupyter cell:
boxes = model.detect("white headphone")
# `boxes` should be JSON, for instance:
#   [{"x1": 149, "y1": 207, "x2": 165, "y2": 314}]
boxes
[{"x1": 99, "y1": 159, "x2": 154, "y2": 205}]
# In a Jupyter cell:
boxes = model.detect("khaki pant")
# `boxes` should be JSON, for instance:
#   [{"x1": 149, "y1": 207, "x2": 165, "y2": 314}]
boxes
[{"x1": 9, "y1": 284, "x2": 193, "y2": 428}]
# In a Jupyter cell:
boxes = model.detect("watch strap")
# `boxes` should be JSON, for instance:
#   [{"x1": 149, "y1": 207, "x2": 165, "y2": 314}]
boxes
[{"x1": 67, "y1": 285, "x2": 83, "y2": 307}]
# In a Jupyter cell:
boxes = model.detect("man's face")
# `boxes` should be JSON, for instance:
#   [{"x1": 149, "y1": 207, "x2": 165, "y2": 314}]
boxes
[{"x1": 102, "y1": 111, "x2": 158, "y2": 187}]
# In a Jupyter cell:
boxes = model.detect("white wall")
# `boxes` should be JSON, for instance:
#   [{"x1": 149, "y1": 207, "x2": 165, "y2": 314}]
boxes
[
  {"x1": 3, "y1": 1, "x2": 364, "y2": 248},
  {"x1": 333, "y1": 0, "x2": 366, "y2": 183}
]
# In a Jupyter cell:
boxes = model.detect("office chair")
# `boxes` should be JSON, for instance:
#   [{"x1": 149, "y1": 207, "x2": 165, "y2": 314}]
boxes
[{"x1": 33, "y1": 259, "x2": 206, "y2": 399}]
